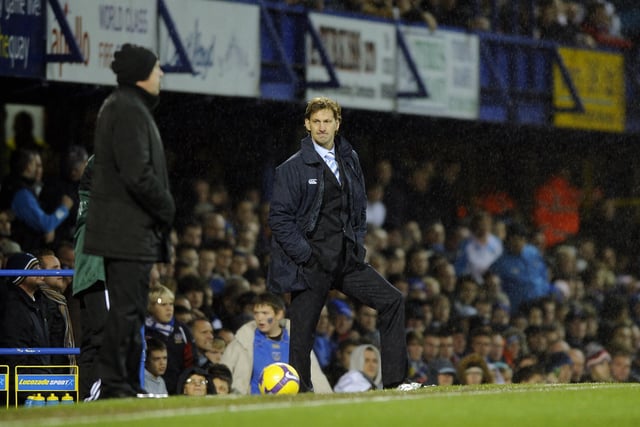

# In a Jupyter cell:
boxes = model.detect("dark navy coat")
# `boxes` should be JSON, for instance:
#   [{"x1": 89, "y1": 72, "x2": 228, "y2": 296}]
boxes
[{"x1": 267, "y1": 135, "x2": 367, "y2": 294}]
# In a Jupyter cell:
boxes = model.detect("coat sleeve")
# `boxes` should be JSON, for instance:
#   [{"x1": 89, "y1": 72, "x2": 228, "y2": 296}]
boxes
[
  {"x1": 350, "y1": 150, "x2": 368, "y2": 246},
  {"x1": 268, "y1": 162, "x2": 313, "y2": 265},
  {"x1": 310, "y1": 350, "x2": 333, "y2": 394},
  {"x1": 220, "y1": 338, "x2": 252, "y2": 395},
  {"x1": 111, "y1": 104, "x2": 175, "y2": 227},
  {"x1": 12, "y1": 189, "x2": 69, "y2": 233}
]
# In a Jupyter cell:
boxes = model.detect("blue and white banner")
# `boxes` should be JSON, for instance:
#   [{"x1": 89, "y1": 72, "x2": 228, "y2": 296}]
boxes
[
  {"x1": 306, "y1": 12, "x2": 397, "y2": 112},
  {"x1": 46, "y1": 0, "x2": 157, "y2": 84},
  {"x1": 16, "y1": 374, "x2": 76, "y2": 392},
  {"x1": 397, "y1": 26, "x2": 480, "y2": 119},
  {"x1": 0, "y1": 0, "x2": 45, "y2": 78},
  {"x1": 159, "y1": 0, "x2": 260, "y2": 97}
]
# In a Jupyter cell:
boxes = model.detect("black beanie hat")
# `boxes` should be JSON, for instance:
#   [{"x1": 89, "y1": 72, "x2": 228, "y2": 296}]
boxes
[
  {"x1": 5, "y1": 252, "x2": 39, "y2": 286},
  {"x1": 111, "y1": 44, "x2": 158, "y2": 85}
]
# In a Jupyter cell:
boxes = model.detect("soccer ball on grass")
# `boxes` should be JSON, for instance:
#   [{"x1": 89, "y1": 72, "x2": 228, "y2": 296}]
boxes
[{"x1": 258, "y1": 362, "x2": 300, "y2": 395}]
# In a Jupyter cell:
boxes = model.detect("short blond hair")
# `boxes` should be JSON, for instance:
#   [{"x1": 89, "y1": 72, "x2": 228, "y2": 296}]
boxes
[{"x1": 148, "y1": 284, "x2": 175, "y2": 311}]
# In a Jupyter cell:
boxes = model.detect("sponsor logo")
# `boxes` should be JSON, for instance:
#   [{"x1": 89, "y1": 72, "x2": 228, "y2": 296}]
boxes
[
  {"x1": 308, "y1": 179, "x2": 317, "y2": 184},
  {"x1": 284, "y1": 371, "x2": 298, "y2": 381}
]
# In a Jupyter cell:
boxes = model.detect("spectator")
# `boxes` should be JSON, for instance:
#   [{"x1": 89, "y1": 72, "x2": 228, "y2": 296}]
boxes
[
  {"x1": 220, "y1": 292, "x2": 331, "y2": 394},
  {"x1": 208, "y1": 363, "x2": 233, "y2": 395},
  {"x1": 5, "y1": 110, "x2": 46, "y2": 153},
  {"x1": 209, "y1": 337, "x2": 227, "y2": 364},
  {"x1": 177, "y1": 366, "x2": 216, "y2": 396},
  {"x1": 457, "y1": 353, "x2": 494, "y2": 384},
  {"x1": 144, "y1": 337, "x2": 169, "y2": 395},
  {"x1": 353, "y1": 303, "x2": 380, "y2": 348},
  {"x1": 323, "y1": 338, "x2": 360, "y2": 387},
  {"x1": 39, "y1": 145, "x2": 88, "y2": 246},
  {"x1": 0, "y1": 209, "x2": 21, "y2": 254},
  {"x1": 366, "y1": 182, "x2": 386, "y2": 228},
  {"x1": 489, "y1": 222, "x2": 552, "y2": 315},
  {"x1": 568, "y1": 347, "x2": 587, "y2": 382},
  {"x1": 334, "y1": 344, "x2": 383, "y2": 392},
  {"x1": 0, "y1": 253, "x2": 49, "y2": 405},
  {"x1": 0, "y1": 148, "x2": 73, "y2": 251},
  {"x1": 361, "y1": 0, "x2": 394, "y2": 18},
  {"x1": 190, "y1": 317, "x2": 218, "y2": 371},
  {"x1": 609, "y1": 347, "x2": 633, "y2": 382},
  {"x1": 502, "y1": 327, "x2": 526, "y2": 368},
  {"x1": 512, "y1": 364, "x2": 546, "y2": 384},
  {"x1": 197, "y1": 243, "x2": 217, "y2": 285},
  {"x1": 436, "y1": 361, "x2": 458, "y2": 385},
  {"x1": 208, "y1": 239, "x2": 234, "y2": 296},
  {"x1": 314, "y1": 305, "x2": 334, "y2": 369},
  {"x1": 584, "y1": 343, "x2": 613, "y2": 382},
  {"x1": 533, "y1": 166, "x2": 582, "y2": 249},
  {"x1": 453, "y1": 275, "x2": 480, "y2": 319},
  {"x1": 454, "y1": 211, "x2": 503, "y2": 284},
  {"x1": 178, "y1": 221, "x2": 203, "y2": 249},
  {"x1": 324, "y1": 0, "x2": 364, "y2": 13},
  {"x1": 406, "y1": 330, "x2": 429, "y2": 384},
  {"x1": 178, "y1": 273, "x2": 214, "y2": 321},
  {"x1": 545, "y1": 351, "x2": 574, "y2": 383},
  {"x1": 201, "y1": 213, "x2": 231, "y2": 247},
  {"x1": 537, "y1": 0, "x2": 593, "y2": 46},
  {"x1": 145, "y1": 284, "x2": 195, "y2": 395},
  {"x1": 35, "y1": 249, "x2": 76, "y2": 367},
  {"x1": 328, "y1": 298, "x2": 358, "y2": 352},
  {"x1": 581, "y1": 0, "x2": 634, "y2": 49},
  {"x1": 395, "y1": 0, "x2": 438, "y2": 32}
]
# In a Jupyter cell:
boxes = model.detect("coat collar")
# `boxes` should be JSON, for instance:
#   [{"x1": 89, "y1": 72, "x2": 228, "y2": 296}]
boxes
[{"x1": 300, "y1": 135, "x2": 353, "y2": 165}]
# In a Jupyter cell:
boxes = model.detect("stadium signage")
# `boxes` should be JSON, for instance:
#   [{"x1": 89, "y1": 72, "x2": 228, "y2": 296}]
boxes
[
  {"x1": 306, "y1": 12, "x2": 396, "y2": 111},
  {"x1": 159, "y1": 0, "x2": 260, "y2": 97},
  {"x1": 16, "y1": 375, "x2": 76, "y2": 392},
  {"x1": 46, "y1": 0, "x2": 157, "y2": 84},
  {"x1": 0, "y1": 0, "x2": 44, "y2": 77}
]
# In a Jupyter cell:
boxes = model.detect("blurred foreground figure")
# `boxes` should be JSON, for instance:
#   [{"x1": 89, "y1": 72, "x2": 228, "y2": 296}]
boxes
[{"x1": 85, "y1": 44, "x2": 175, "y2": 399}]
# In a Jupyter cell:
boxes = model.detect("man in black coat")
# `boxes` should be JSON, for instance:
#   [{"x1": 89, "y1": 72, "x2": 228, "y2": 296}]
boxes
[
  {"x1": 84, "y1": 44, "x2": 175, "y2": 399},
  {"x1": 267, "y1": 97, "x2": 407, "y2": 391},
  {"x1": 0, "y1": 252, "x2": 50, "y2": 406}
]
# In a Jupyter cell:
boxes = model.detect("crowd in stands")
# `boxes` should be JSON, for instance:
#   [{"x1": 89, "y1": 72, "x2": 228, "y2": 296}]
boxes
[
  {"x1": 278, "y1": 0, "x2": 637, "y2": 51},
  {"x1": 1, "y1": 128, "x2": 640, "y2": 398}
]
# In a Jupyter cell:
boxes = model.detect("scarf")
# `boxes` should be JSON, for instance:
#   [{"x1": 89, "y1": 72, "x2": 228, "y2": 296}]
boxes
[
  {"x1": 145, "y1": 316, "x2": 175, "y2": 337},
  {"x1": 39, "y1": 286, "x2": 76, "y2": 368}
]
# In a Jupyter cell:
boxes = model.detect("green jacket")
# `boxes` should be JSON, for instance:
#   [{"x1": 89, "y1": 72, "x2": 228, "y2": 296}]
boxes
[{"x1": 72, "y1": 156, "x2": 105, "y2": 295}]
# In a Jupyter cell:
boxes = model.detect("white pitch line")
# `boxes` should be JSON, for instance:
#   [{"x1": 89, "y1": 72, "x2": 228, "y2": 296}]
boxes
[{"x1": 1, "y1": 383, "x2": 633, "y2": 427}]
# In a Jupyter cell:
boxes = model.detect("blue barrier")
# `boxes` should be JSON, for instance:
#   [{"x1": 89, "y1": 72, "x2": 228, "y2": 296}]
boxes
[
  {"x1": 0, "y1": 269, "x2": 74, "y2": 277},
  {"x1": 0, "y1": 348, "x2": 80, "y2": 356}
]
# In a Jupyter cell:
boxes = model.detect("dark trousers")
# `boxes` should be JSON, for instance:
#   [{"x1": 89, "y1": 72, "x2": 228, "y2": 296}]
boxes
[
  {"x1": 75, "y1": 280, "x2": 108, "y2": 400},
  {"x1": 98, "y1": 259, "x2": 151, "y2": 397},
  {"x1": 288, "y1": 260, "x2": 407, "y2": 390}
]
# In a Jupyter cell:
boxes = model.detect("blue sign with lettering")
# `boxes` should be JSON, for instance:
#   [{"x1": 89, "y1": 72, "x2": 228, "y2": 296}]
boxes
[
  {"x1": 0, "y1": 374, "x2": 6, "y2": 391},
  {"x1": 16, "y1": 374, "x2": 76, "y2": 392},
  {"x1": 0, "y1": 0, "x2": 46, "y2": 78}
]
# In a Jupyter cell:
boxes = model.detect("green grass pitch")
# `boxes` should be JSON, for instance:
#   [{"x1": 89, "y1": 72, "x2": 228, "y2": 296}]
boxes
[{"x1": 1, "y1": 383, "x2": 639, "y2": 426}]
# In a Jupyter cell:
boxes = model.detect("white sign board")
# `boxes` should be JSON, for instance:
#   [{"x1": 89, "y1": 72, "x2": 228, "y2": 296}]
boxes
[
  {"x1": 46, "y1": 0, "x2": 157, "y2": 85},
  {"x1": 159, "y1": 0, "x2": 260, "y2": 97},
  {"x1": 306, "y1": 13, "x2": 396, "y2": 112},
  {"x1": 397, "y1": 26, "x2": 480, "y2": 119}
]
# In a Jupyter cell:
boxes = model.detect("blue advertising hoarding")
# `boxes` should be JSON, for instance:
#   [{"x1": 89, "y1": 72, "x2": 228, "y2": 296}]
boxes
[
  {"x1": 0, "y1": 0, "x2": 46, "y2": 78},
  {"x1": 16, "y1": 374, "x2": 76, "y2": 392}
]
